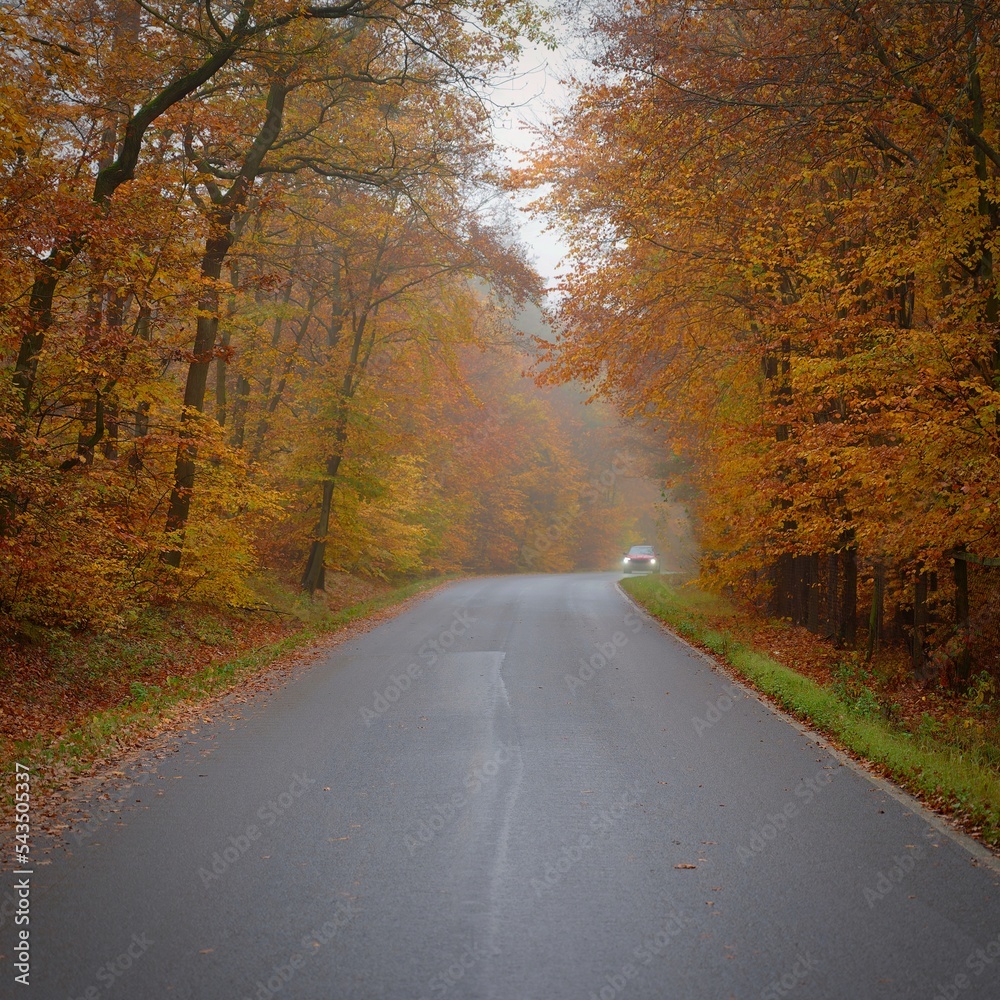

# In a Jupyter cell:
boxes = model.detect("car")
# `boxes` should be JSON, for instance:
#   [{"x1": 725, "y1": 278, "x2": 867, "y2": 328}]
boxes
[{"x1": 622, "y1": 544, "x2": 660, "y2": 574}]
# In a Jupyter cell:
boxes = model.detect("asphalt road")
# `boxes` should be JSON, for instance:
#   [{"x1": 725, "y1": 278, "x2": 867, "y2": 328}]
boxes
[{"x1": 15, "y1": 572, "x2": 1000, "y2": 999}]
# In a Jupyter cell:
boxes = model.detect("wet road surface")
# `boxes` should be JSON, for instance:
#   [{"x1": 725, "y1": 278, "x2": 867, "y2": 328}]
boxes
[{"x1": 19, "y1": 572, "x2": 1000, "y2": 999}]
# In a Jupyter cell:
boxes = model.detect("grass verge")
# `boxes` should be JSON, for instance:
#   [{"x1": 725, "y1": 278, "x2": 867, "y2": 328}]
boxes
[
  {"x1": 2, "y1": 575, "x2": 446, "y2": 817},
  {"x1": 622, "y1": 574, "x2": 1000, "y2": 850}
]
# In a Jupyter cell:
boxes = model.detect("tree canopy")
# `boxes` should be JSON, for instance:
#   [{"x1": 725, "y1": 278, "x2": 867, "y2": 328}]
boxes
[
  {"x1": 523, "y1": 0, "x2": 1000, "y2": 678},
  {"x1": 0, "y1": 0, "x2": 634, "y2": 630}
]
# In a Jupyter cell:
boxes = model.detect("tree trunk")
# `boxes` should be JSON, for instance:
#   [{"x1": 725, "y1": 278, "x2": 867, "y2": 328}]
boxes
[
  {"x1": 161, "y1": 231, "x2": 233, "y2": 565},
  {"x1": 840, "y1": 536, "x2": 858, "y2": 647},
  {"x1": 230, "y1": 374, "x2": 251, "y2": 449},
  {"x1": 161, "y1": 79, "x2": 289, "y2": 566},
  {"x1": 62, "y1": 395, "x2": 105, "y2": 470},
  {"x1": 912, "y1": 569, "x2": 928, "y2": 674},
  {"x1": 781, "y1": 553, "x2": 796, "y2": 619},
  {"x1": 764, "y1": 333, "x2": 794, "y2": 617},
  {"x1": 216, "y1": 263, "x2": 241, "y2": 428},
  {"x1": 806, "y1": 553, "x2": 820, "y2": 633},
  {"x1": 301, "y1": 453, "x2": 344, "y2": 593},
  {"x1": 216, "y1": 328, "x2": 231, "y2": 426},
  {"x1": 792, "y1": 554, "x2": 807, "y2": 625},
  {"x1": 300, "y1": 300, "x2": 376, "y2": 592},
  {"x1": 865, "y1": 561, "x2": 885, "y2": 662},
  {"x1": 826, "y1": 551, "x2": 839, "y2": 639},
  {"x1": 953, "y1": 545, "x2": 971, "y2": 682},
  {"x1": 103, "y1": 402, "x2": 120, "y2": 461},
  {"x1": 160, "y1": 238, "x2": 228, "y2": 549}
]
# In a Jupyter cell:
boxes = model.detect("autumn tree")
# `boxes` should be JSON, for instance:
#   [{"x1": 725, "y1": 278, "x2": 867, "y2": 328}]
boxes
[
  {"x1": 0, "y1": 0, "x2": 551, "y2": 626},
  {"x1": 525, "y1": 0, "x2": 1000, "y2": 677}
]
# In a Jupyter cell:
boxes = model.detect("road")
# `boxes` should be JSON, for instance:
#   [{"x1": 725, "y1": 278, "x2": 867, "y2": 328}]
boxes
[{"x1": 17, "y1": 572, "x2": 1000, "y2": 999}]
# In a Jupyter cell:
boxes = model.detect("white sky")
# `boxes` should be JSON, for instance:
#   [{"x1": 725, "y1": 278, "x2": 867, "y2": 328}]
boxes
[{"x1": 489, "y1": 19, "x2": 590, "y2": 293}]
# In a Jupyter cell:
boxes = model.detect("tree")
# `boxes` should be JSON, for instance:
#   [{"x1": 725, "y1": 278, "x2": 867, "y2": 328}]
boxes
[
  {"x1": 0, "y1": 0, "x2": 553, "y2": 627},
  {"x1": 524, "y1": 0, "x2": 1000, "y2": 674},
  {"x1": 291, "y1": 180, "x2": 539, "y2": 591}
]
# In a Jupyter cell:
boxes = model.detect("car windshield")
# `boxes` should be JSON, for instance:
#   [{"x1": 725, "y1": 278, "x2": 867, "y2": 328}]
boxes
[{"x1": 628, "y1": 546, "x2": 654, "y2": 555}]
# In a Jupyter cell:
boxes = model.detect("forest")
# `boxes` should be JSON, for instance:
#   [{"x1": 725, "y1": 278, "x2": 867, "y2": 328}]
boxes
[
  {"x1": 525, "y1": 0, "x2": 1000, "y2": 686},
  {"x1": 5, "y1": 5, "x2": 1000, "y2": 971},
  {"x1": 0, "y1": 0, "x2": 639, "y2": 640},
  {"x1": 4, "y1": 0, "x2": 1000, "y2": 716}
]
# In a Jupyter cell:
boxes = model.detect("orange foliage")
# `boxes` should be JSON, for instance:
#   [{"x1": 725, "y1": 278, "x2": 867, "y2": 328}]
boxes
[
  {"x1": 523, "y1": 0, "x2": 1000, "y2": 673},
  {"x1": 3, "y1": 1, "x2": 620, "y2": 632}
]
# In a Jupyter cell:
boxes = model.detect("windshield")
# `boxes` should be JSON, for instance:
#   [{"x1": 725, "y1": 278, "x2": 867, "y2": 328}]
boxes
[{"x1": 628, "y1": 546, "x2": 655, "y2": 555}]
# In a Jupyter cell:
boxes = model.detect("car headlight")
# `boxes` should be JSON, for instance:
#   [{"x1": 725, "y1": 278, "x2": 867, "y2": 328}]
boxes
[
  {"x1": 650, "y1": 559, "x2": 656, "y2": 565},
  {"x1": 623, "y1": 557, "x2": 630, "y2": 563}
]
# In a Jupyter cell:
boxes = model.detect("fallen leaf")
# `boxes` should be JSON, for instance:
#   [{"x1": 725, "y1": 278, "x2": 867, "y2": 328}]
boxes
[{"x1": 674, "y1": 863, "x2": 697, "y2": 869}]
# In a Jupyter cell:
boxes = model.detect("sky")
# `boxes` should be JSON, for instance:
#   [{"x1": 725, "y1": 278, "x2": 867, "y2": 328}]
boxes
[{"x1": 488, "y1": 15, "x2": 591, "y2": 292}]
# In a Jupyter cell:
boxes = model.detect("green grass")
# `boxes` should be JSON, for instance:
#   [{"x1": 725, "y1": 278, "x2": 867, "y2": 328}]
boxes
[
  {"x1": 623, "y1": 575, "x2": 1000, "y2": 848},
  {"x1": 4, "y1": 577, "x2": 445, "y2": 792}
]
